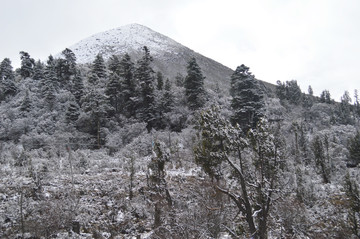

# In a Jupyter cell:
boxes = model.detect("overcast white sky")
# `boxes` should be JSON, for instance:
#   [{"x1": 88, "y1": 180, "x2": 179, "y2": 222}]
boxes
[{"x1": 1, "y1": 0, "x2": 359, "y2": 100}]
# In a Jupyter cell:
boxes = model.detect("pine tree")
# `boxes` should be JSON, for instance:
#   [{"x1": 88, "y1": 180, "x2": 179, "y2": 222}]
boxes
[
  {"x1": 148, "y1": 141, "x2": 172, "y2": 228},
  {"x1": 0, "y1": 58, "x2": 17, "y2": 98},
  {"x1": 44, "y1": 82, "x2": 56, "y2": 111},
  {"x1": 119, "y1": 53, "x2": 136, "y2": 117},
  {"x1": 19, "y1": 51, "x2": 35, "y2": 78},
  {"x1": 43, "y1": 64, "x2": 58, "y2": 95},
  {"x1": 82, "y1": 88, "x2": 113, "y2": 148},
  {"x1": 348, "y1": 131, "x2": 360, "y2": 166},
  {"x1": 135, "y1": 46, "x2": 156, "y2": 130},
  {"x1": 355, "y1": 89, "x2": 360, "y2": 117},
  {"x1": 276, "y1": 80, "x2": 302, "y2": 104},
  {"x1": 162, "y1": 79, "x2": 174, "y2": 113},
  {"x1": 20, "y1": 90, "x2": 32, "y2": 113},
  {"x1": 72, "y1": 71, "x2": 84, "y2": 106},
  {"x1": 91, "y1": 54, "x2": 107, "y2": 79},
  {"x1": 61, "y1": 48, "x2": 77, "y2": 73},
  {"x1": 33, "y1": 60, "x2": 44, "y2": 81},
  {"x1": 312, "y1": 135, "x2": 330, "y2": 183},
  {"x1": 0, "y1": 58, "x2": 15, "y2": 81},
  {"x1": 108, "y1": 55, "x2": 120, "y2": 75},
  {"x1": 65, "y1": 100, "x2": 80, "y2": 123},
  {"x1": 285, "y1": 80, "x2": 302, "y2": 104},
  {"x1": 194, "y1": 107, "x2": 281, "y2": 238},
  {"x1": 230, "y1": 64, "x2": 264, "y2": 133},
  {"x1": 308, "y1": 85, "x2": 314, "y2": 96},
  {"x1": 105, "y1": 72, "x2": 121, "y2": 114},
  {"x1": 156, "y1": 71, "x2": 164, "y2": 91},
  {"x1": 184, "y1": 57, "x2": 206, "y2": 110},
  {"x1": 344, "y1": 172, "x2": 360, "y2": 237},
  {"x1": 320, "y1": 90, "x2": 332, "y2": 104},
  {"x1": 338, "y1": 91, "x2": 353, "y2": 124},
  {"x1": 60, "y1": 48, "x2": 77, "y2": 86}
]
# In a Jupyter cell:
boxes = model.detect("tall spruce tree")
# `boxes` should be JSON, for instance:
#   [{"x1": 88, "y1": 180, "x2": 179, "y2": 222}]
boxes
[
  {"x1": 91, "y1": 54, "x2": 107, "y2": 79},
  {"x1": 156, "y1": 71, "x2": 164, "y2": 91},
  {"x1": 20, "y1": 90, "x2": 32, "y2": 113},
  {"x1": 105, "y1": 72, "x2": 121, "y2": 114},
  {"x1": 184, "y1": 57, "x2": 206, "y2": 110},
  {"x1": 312, "y1": 135, "x2": 330, "y2": 184},
  {"x1": 0, "y1": 58, "x2": 17, "y2": 98},
  {"x1": 65, "y1": 100, "x2": 80, "y2": 124},
  {"x1": 19, "y1": 51, "x2": 35, "y2": 78},
  {"x1": 348, "y1": 131, "x2": 360, "y2": 166},
  {"x1": 33, "y1": 60, "x2": 44, "y2": 81},
  {"x1": 230, "y1": 64, "x2": 264, "y2": 133},
  {"x1": 119, "y1": 53, "x2": 136, "y2": 118},
  {"x1": 162, "y1": 79, "x2": 174, "y2": 113},
  {"x1": 320, "y1": 90, "x2": 332, "y2": 104},
  {"x1": 60, "y1": 48, "x2": 77, "y2": 87},
  {"x1": 135, "y1": 46, "x2": 156, "y2": 130},
  {"x1": 72, "y1": 71, "x2": 84, "y2": 106},
  {"x1": 82, "y1": 88, "x2": 113, "y2": 148},
  {"x1": 0, "y1": 58, "x2": 15, "y2": 81},
  {"x1": 108, "y1": 55, "x2": 121, "y2": 75}
]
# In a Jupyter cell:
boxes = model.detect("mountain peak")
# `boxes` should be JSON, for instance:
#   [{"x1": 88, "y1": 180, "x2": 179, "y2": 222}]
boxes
[
  {"x1": 68, "y1": 23, "x2": 182, "y2": 64},
  {"x1": 64, "y1": 24, "x2": 233, "y2": 94}
]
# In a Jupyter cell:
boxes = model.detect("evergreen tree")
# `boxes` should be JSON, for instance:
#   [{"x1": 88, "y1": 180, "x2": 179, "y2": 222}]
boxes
[
  {"x1": 156, "y1": 71, "x2": 164, "y2": 91},
  {"x1": 354, "y1": 89, "x2": 360, "y2": 117},
  {"x1": 338, "y1": 90, "x2": 353, "y2": 124},
  {"x1": 91, "y1": 54, "x2": 107, "y2": 79},
  {"x1": 19, "y1": 51, "x2": 35, "y2": 78},
  {"x1": 65, "y1": 100, "x2": 80, "y2": 123},
  {"x1": 344, "y1": 172, "x2": 360, "y2": 238},
  {"x1": 308, "y1": 85, "x2": 314, "y2": 96},
  {"x1": 82, "y1": 88, "x2": 113, "y2": 148},
  {"x1": 72, "y1": 71, "x2": 84, "y2": 106},
  {"x1": 348, "y1": 131, "x2": 360, "y2": 166},
  {"x1": 312, "y1": 135, "x2": 330, "y2": 183},
  {"x1": 0, "y1": 58, "x2": 15, "y2": 81},
  {"x1": 20, "y1": 90, "x2": 32, "y2": 113},
  {"x1": 320, "y1": 90, "x2": 332, "y2": 104},
  {"x1": 61, "y1": 48, "x2": 77, "y2": 73},
  {"x1": 175, "y1": 72, "x2": 184, "y2": 87},
  {"x1": 105, "y1": 72, "x2": 121, "y2": 114},
  {"x1": 276, "y1": 80, "x2": 302, "y2": 104},
  {"x1": 32, "y1": 60, "x2": 44, "y2": 81},
  {"x1": 43, "y1": 82, "x2": 56, "y2": 111},
  {"x1": 162, "y1": 79, "x2": 174, "y2": 113},
  {"x1": 135, "y1": 46, "x2": 156, "y2": 130},
  {"x1": 108, "y1": 55, "x2": 120, "y2": 75},
  {"x1": 42, "y1": 60, "x2": 59, "y2": 95},
  {"x1": 60, "y1": 48, "x2": 77, "y2": 85},
  {"x1": 285, "y1": 80, "x2": 302, "y2": 104},
  {"x1": 184, "y1": 57, "x2": 206, "y2": 110},
  {"x1": 230, "y1": 64, "x2": 264, "y2": 133},
  {"x1": 194, "y1": 107, "x2": 281, "y2": 238},
  {"x1": 119, "y1": 53, "x2": 136, "y2": 117},
  {"x1": 0, "y1": 58, "x2": 17, "y2": 99},
  {"x1": 148, "y1": 141, "x2": 172, "y2": 228}
]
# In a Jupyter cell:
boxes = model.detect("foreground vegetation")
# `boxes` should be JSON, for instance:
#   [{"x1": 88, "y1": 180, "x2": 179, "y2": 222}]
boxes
[{"x1": 0, "y1": 47, "x2": 360, "y2": 238}]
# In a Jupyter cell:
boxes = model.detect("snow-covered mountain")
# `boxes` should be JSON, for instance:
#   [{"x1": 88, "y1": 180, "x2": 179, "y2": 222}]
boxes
[{"x1": 64, "y1": 23, "x2": 234, "y2": 93}]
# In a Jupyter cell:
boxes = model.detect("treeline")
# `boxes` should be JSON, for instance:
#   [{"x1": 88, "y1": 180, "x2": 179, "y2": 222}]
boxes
[
  {"x1": 0, "y1": 47, "x2": 209, "y2": 149},
  {"x1": 276, "y1": 79, "x2": 360, "y2": 124}
]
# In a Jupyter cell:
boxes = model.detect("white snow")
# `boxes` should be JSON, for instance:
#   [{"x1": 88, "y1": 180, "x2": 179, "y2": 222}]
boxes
[{"x1": 61, "y1": 23, "x2": 184, "y2": 64}]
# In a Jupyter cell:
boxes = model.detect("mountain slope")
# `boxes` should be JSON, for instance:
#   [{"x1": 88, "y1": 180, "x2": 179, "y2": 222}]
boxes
[{"x1": 65, "y1": 23, "x2": 234, "y2": 94}]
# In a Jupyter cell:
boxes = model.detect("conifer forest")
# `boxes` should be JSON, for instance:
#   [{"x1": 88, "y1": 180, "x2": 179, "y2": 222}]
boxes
[{"x1": 1, "y1": 27, "x2": 360, "y2": 239}]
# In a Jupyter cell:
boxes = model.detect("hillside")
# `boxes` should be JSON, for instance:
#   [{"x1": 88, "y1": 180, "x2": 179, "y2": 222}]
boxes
[
  {"x1": 0, "y1": 24, "x2": 360, "y2": 239},
  {"x1": 64, "y1": 23, "x2": 234, "y2": 95}
]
